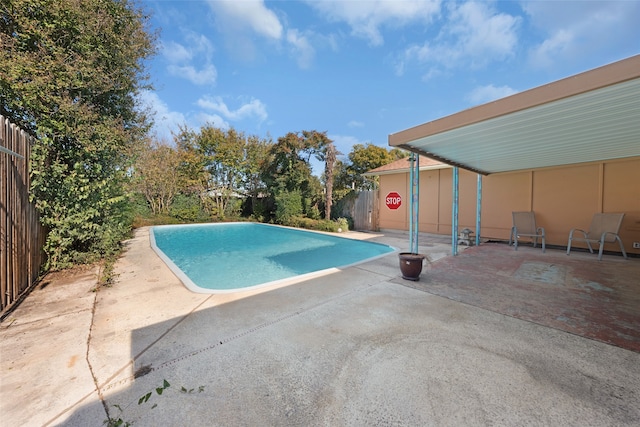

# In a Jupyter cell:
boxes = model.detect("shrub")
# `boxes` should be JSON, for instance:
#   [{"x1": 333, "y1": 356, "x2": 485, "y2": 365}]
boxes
[
  {"x1": 279, "y1": 216, "x2": 349, "y2": 233},
  {"x1": 307, "y1": 204, "x2": 321, "y2": 220},
  {"x1": 224, "y1": 198, "x2": 243, "y2": 219},
  {"x1": 274, "y1": 190, "x2": 303, "y2": 224},
  {"x1": 336, "y1": 217, "x2": 349, "y2": 232},
  {"x1": 170, "y1": 194, "x2": 208, "y2": 222}
]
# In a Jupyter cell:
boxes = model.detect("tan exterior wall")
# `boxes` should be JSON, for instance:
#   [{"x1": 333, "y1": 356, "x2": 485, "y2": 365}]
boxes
[
  {"x1": 377, "y1": 157, "x2": 640, "y2": 255},
  {"x1": 378, "y1": 172, "x2": 409, "y2": 230}
]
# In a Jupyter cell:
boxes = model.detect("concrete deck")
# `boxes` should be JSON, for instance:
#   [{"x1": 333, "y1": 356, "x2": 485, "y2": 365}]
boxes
[{"x1": 1, "y1": 227, "x2": 639, "y2": 426}]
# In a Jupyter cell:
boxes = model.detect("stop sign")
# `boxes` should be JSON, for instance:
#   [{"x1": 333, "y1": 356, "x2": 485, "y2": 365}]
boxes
[{"x1": 385, "y1": 192, "x2": 402, "y2": 210}]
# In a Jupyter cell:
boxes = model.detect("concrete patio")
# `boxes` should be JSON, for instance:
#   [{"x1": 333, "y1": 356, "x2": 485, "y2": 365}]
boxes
[{"x1": 1, "y1": 227, "x2": 639, "y2": 426}]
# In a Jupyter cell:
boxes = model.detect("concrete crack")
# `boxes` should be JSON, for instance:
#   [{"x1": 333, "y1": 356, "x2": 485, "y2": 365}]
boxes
[{"x1": 85, "y1": 286, "x2": 110, "y2": 420}]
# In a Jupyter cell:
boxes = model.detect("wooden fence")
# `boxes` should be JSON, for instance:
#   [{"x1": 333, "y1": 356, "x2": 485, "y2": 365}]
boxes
[
  {"x1": 336, "y1": 190, "x2": 379, "y2": 231},
  {"x1": 1, "y1": 115, "x2": 47, "y2": 316},
  {"x1": 353, "y1": 190, "x2": 378, "y2": 231}
]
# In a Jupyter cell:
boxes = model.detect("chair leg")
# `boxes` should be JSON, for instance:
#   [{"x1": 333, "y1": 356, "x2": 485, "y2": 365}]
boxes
[
  {"x1": 615, "y1": 236, "x2": 628, "y2": 259},
  {"x1": 566, "y1": 234, "x2": 572, "y2": 255},
  {"x1": 511, "y1": 227, "x2": 518, "y2": 250},
  {"x1": 542, "y1": 237, "x2": 546, "y2": 253},
  {"x1": 586, "y1": 241, "x2": 594, "y2": 254},
  {"x1": 598, "y1": 242, "x2": 605, "y2": 261}
]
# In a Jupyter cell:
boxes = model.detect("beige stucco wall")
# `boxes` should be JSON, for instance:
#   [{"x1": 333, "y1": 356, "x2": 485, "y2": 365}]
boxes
[{"x1": 377, "y1": 157, "x2": 640, "y2": 255}]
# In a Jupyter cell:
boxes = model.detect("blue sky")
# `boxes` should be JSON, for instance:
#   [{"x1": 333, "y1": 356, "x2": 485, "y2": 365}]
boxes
[{"x1": 140, "y1": 0, "x2": 640, "y2": 170}]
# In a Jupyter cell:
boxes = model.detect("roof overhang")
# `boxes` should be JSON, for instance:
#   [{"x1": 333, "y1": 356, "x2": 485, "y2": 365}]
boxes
[
  {"x1": 388, "y1": 55, "x2": 640, "y2": 175},
  {"x1": 362, "y1": 162, "x2": 450, "y2": 177}
]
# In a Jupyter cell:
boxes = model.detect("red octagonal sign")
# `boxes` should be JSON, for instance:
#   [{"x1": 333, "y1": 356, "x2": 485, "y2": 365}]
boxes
[{"x1": 385, "y1": 192, "x2": 402, "y2": 210}]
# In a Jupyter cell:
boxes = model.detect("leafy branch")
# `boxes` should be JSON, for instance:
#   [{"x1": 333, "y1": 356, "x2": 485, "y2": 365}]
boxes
[{"x1": 104, "y1": 379, "x2": 204, "y2": 426}]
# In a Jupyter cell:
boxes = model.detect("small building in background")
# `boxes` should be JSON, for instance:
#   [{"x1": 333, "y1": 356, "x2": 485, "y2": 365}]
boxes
[
  {"x1": 366, "y1": 55, "x2": 640, "y2": 256},
  {"x1": 365, "y1": 155, "x2": 639, "y2": 256}
]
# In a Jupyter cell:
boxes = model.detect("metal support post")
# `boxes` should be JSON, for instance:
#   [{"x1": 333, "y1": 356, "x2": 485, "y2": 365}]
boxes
[
  {"x1": 411, "y1": 154, "x2": 419, "y2": 254},
  {"x1": 409, "y1": 154, "x2": 414, "y2": 252},
  {"x1": 476, "y1": 174, "x2": 482, "y2": 247},
  {"x1": 452, "y1": 167, "x2": 459, "y2": 255}
]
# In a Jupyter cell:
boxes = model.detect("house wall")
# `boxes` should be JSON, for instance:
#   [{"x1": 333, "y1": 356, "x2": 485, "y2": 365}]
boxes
[
  {"x1": 378, "y1": 172, "x2": 409, "y2": 230},
  {"x1": 377, "y1": 157, "x2": 640, "y2": 255}
]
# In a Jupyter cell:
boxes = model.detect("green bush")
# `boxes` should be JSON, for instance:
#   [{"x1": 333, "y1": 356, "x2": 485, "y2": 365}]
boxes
[
  {"x1": 170, "y1": 193, "x2": 207, "y2": 222},
  {"x1": 307, "y1": 204, "x2": 321, "y2": 220},
  {"x1": 279, "y1": 215, "x2": 349, "y2": 233},
  {"x1": 129, "y1": 192, "x2": 152, "y2": 217},
  {"x1": 336, "y1": 217, "x2": 349, "y2": 232},
  {"x1": 224, "y1": 198, "x2": 243, "y2": 219},
  {"x1": 274, "y1": 190, "x2": 303, "y2": 224}
]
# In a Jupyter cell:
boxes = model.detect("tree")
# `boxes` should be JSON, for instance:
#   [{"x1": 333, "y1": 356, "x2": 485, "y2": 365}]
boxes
[
  {"x1": 131, "y1": 140, "x2": 186, "y2": 215},
  {"x1": 261, "y1": 131, "x2": 323, "y2": 221},
  {"x1": 172, "y1": 124, "x2": 216, "y2": 219},
  {"x1": 242, "y1": 134, "x2": 272, "y2": 217},
  {"x1": 302, "y1": 130, "x2": 336, "y2": 219},
  {"x1": 0, "y1": 0, "x2": 155, "y2": 268},
  {"x1": 344, "y1": 143, "x2": 407, "y2": 190},
  {"x1": 196, "y1": 125, "x2": 246, "y2": 219}
]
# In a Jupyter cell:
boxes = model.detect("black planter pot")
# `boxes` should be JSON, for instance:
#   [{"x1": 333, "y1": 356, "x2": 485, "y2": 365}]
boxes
[{"x1": 399, "y1": 252, "x2": 425, "y2": 281}]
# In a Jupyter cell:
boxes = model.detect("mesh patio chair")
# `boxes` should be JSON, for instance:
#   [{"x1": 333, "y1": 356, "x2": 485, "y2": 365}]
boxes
[
  {"x1": 509, "y1": 211, "x2": 545, "y2": 252},
  {"x1": 566, "y1": 213, "x2": 628, "y2": 261}
]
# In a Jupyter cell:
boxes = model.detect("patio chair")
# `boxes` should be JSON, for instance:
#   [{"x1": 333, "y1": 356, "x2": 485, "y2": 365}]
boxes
[
  {"x1": 509, "y1": 211, "x2": 545, "y2": 252},
  {"x1": 566, "y1": 213, "x2": 628, "y2": 261}
]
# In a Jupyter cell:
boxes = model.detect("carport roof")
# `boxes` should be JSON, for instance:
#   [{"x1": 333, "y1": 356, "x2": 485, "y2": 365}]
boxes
[
  {"x1": 363, "y1": 155, "x2": 448, "y2": 176},
  {"x1": 388, "y1": 55, "x2": 640, "y2": 175}
]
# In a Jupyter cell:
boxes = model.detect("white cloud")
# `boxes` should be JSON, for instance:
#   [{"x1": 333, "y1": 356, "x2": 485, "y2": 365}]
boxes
[
  {"x1": 167, "y1": 64, "x2": 217, "y2": 86},
  {"x1": 448, "y1": 2, "x2": 519, "y2": 66},
  {"x1": 162, "y1": 32, "x2": 217, "y2": 86},
  {"x1": 138, "y1": 91, "x2": 236, "y2": 141},
  {"x1": 208, "y1": 0, "x2": 283, "y2": 40},
  {"x1": 467, "y1": 84, "x2": 517, "y2": 105},
  {"x1": 183, "y1": 31, "x2": 216, "y2": 61},
  {"x1": 161, "y1": 40, "x2": 192, "y2": 63},
  {"x1": 206, "y1": 0, "x2": 284, "y2": 62},
  {"x1": 307, "y1": 0, "x2": 441, "y2": 46},
  {"x1": 528, "y1": 30, "x2": 574, "y2": 69},
  {"x1": 348, "y1": 120, "x2": 364, "y2": 128},
  {"x1": 523, "y1": 0, "x2": 640, "y2": 68},
  {"x1": 396, "y1": 2, "x2": 520, "y2": 77},
  {"x1": 197, "y1": 96, "x2": 268, "y2": 123},
  {"x1": 286, "y1": 29, "x2": 315, "y2": 69},
  {"x1": 195, "y1": 112, "x2": 230, "y2": 130},
  {"x1": 137, "y1": 90, "x2": 187, "y2": 142}
]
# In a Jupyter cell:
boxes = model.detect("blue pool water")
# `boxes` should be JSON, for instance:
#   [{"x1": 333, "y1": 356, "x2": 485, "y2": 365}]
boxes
[{"x1": 150, "y1": 223, "x2": 395, "y2": 293}]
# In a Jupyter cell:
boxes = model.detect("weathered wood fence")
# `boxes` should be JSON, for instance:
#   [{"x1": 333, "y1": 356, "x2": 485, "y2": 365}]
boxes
[
  {"x1": 336, "y1": 190, "x2": 379, "y2": 231},
  {"x1": 1, "y1": 115, "x2": 47, "y2": 316},
  {"x1": 353, "y1": 190, "x2": 379, "y2": 231}
]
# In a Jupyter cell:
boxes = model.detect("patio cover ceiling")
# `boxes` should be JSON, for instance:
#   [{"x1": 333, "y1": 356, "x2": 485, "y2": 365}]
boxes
[{"x1": 388, "y1": 55, "x2": 640, "y2": 175}]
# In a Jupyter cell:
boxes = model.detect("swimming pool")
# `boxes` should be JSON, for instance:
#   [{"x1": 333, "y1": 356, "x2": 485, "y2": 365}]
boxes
[{"x1": 150, "y1": 223, "x2": 396, "y2": 293}]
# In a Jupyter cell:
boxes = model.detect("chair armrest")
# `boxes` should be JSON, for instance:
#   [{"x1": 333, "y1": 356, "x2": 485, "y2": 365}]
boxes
[
  {"x1": 569, "y1": 228, "x2": 587, "y2": 238},
  {"x1": 599, "y1": 231, "x2": 619, "y2": 243}
]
